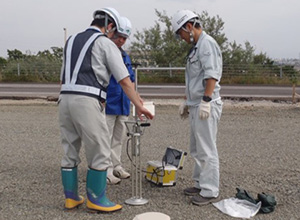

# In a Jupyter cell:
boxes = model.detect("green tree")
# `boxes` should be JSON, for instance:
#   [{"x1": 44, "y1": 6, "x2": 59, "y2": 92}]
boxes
[
  {"x1": 253, "y1": 52, "x2": 274, "y2": 66},
  {"x1": 130, "y1": 9, "x2": 227, "y2": 67},
  {"x1": 130, "y1": 10, "x2": 189, "y2": 67},
  {"x1": 224, "y1": 41, "x2": 255, "y2": 65},
  {"x1": 0, "y1": 57, "x2": 7, "y2": 79},
  {"x1": 36, "y1": 47, "x2": 63, "y2": 61},
  {"x1": 51, "y1": 47, "x2": 63, "y2": 60},
  {"x1": 2, "y1": 48, "x2": 62, "y2": 82},
  {"x1": 7, "y1": 49, "x2": 25, "y2": 60},
  {"x1": 199, "y1": 11, "x2": 227, "y2": 51},
  {"x1": 223, "y1": 40, "x2": 258, "y2": 78},
  {"x1": 0, "y1": 57, "x2": 7, "y2": 66},
  {"x1": 282, "y1": 65, "x2": 299, "y2": 84}
]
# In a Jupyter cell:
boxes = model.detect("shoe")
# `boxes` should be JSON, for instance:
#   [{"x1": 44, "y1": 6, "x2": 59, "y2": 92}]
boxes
[
  {"x1": 191, "y1": 195, "x2": 220, "y2": 206},
  {"x1": 113, "y1": 166, "x2": 130, "y2": 179},
  {"x1": 107, "y1": 173, "x2": 121, "y2": 185},
  {"x1": 184, "y1": 187, "x2": 201, "y2": 196},
  {"x1": 106, "y1": 167, "x2": 121, "y2": 185}
]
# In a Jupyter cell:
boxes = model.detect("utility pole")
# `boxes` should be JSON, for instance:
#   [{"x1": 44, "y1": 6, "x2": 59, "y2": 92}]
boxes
[{"x1": 63, "y1": 28, "x2": 67, "y2": 44}]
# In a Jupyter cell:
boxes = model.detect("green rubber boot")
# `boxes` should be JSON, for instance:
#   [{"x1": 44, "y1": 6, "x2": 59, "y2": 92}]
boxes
[
  {"x1": 86, "y1": 168, "x2": 122, "y2": 212},
  {"x1": 61, "y1": 167, "x2": 84, "y2": 210}
]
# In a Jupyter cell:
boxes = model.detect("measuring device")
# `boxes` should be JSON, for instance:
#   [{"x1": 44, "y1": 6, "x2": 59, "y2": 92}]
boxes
[
  {"x1": 125, "y1": 119, "x2": 151, "y2": 205},
  {"x1": 124, "y1": 62, "x2": 154, "y2": 206}
]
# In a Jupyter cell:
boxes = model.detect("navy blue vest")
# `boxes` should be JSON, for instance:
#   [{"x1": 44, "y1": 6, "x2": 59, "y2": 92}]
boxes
[{"x1": 60, "y1": 28, "x2": 107, "y2": 101}]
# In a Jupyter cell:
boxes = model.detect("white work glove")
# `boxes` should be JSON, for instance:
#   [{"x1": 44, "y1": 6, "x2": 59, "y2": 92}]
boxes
[
  {"x1": 199, "y1": 101, "x2": 211, "y2": 120},
  {"x1": 179, "y1": 101, "x2": 189, "y2": 120}
]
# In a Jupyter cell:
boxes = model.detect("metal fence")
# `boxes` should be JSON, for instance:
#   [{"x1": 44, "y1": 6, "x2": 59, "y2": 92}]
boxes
[
  {"x1": 0, "y1": 63, "x2": 299, "y2": 84},
  {"x1": 0, "y1": 62, "x2": 61, "y2": 82},
  {"x1": 133, "y1": 65, "x2": 299, "y2": 85}
]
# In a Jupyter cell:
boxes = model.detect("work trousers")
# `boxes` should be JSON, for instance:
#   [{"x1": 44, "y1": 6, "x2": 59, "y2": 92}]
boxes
[
  {"x1": 106, "y1": 114, "x2": 128, "y2": 168},
  {"x1": 59, "y1": 94, "x2": 111, "y2": 170},
  {"x1": 189, "y1": 99, "x2": 223, "y2": 197}
]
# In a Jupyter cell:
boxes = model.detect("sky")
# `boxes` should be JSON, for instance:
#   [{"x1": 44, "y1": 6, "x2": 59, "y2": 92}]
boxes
[{"x1": 0, "y1": 0, "x2": 299, "y2": 59}]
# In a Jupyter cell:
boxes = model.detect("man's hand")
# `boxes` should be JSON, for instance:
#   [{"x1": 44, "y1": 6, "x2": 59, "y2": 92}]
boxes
[
  {"x1": 199, "y1": 101, "x2": 211, "y2": 119},
  {"x1": 179, "y1": 101, "x2": 189, "y2": 120},
  {"x1": 135, "y1": 106, "x2": 154, "y2": 120}
]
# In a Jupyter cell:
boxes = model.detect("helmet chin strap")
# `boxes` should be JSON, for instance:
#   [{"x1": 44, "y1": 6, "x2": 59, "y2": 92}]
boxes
[
  {"x1": 104, "y1": 14, "x2": 109, "y2": 35},
  {"x1": 105, "y1": 27, "x2": 116, "y2": 35},
  {"x1": 182, "y1": 26, "x2": 194, "y2": 43},
  {"x1": 188, "y1": 19, "x2": 198, "y2": 44},
  {"x1": 103, "y1": 13, "x2": 116, "y2": 35},
  {"x1": 189, "y1": 31, "x2": 194, "y2": 44}
]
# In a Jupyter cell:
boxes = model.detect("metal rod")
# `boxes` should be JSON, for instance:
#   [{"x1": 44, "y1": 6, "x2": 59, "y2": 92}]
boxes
[
  {"x1": 135, "y1": 134, "x2": 138, "y2": 197},
  {"x1": 139, "y1": 140, "x2": 142, "y2": 198},
  {"x1": 131, "y1": 136, "x2": 135, "y2": 198}
]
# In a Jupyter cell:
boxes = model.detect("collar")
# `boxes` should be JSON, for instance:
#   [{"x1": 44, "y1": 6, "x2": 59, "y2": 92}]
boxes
[
  {"x1": 194, "y1": 31, "x2": 206, "y2": 49},
  {"x1": 87, "y1": 26, "x2": 102, "y2": 33}
]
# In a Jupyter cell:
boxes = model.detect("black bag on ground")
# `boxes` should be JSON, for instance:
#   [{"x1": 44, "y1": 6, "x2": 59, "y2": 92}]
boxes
[
  {"x1": 257, "y1": 192, "x2": 277, "y2": 213},
  {"x1": 235, "y1": 188, "x2": 277, "y2": 214},
  {"x1": 235, "y1": 187, "x2": 258, "y2": 204}
]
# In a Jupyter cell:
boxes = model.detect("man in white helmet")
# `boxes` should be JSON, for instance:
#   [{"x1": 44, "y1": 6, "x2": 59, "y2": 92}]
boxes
[
  {"x1": 171, "y1": 9, "x2": 223, "y2": 205},
  {"x1": 59, "y1": 7, "x2": 153, "y2": 213},
  {"x1": 105, "y1": 16, "x2": 140, "y2": 184}
]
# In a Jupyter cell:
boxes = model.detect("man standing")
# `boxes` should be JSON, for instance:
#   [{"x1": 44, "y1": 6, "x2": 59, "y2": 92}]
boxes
[
  {"x1": 171, "y1": 10, "x2": 223, "y2": 205},
  {"x1": 59, "y1": 7, "x2": 153, "y2": 213},
  {"x1": 105, "y1": 17, "x2": 138, "y2": 184}
]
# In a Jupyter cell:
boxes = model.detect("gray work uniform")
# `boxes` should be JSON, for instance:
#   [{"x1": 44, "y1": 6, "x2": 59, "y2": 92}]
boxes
[
  {"x1": 185, "y1": 31, "x2": 223, "y2": 197},
  {"x1": 59, "y1": 26, "x2": 129, "y2": 170}
]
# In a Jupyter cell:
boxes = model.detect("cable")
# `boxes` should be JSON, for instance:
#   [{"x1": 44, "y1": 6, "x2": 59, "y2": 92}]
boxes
[{"x1": 126, "y1": 136, "x2": 167, "y2": 186}]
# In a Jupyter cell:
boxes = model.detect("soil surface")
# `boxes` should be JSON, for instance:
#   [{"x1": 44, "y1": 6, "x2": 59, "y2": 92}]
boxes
[{"x1": 0, "y1": 99, "x2": 299, "y2": 220}]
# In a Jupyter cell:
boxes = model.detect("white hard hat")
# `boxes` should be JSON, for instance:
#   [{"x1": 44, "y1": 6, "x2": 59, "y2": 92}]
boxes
[
  {"x1": 171, "y1": 9, "x2": 199, "y2": 33},
  {"x1": 93, "y1": 7, "x2": 121, "y2": 31},
  {"x1": 118, "y1": 16, "x2": 132, "y2": 38}
]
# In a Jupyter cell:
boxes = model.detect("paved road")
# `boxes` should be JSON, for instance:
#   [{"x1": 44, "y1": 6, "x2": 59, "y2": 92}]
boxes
[{"x1": 0, "y1": 83, "x2": 299, "y2": 101}]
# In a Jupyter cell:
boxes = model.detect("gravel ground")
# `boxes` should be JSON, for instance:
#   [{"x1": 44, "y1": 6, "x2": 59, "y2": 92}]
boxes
[{"x1": 0, "y1": 99, "x2": 299, "y2": 220}]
